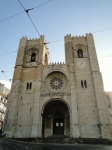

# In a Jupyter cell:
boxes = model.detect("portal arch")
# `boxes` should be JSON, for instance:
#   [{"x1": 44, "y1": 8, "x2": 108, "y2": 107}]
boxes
[{"x1": 42, "y1": 99, "x2": 70, "y2": 137}]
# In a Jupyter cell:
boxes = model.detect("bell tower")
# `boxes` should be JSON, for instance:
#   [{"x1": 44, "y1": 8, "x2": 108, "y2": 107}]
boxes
[
  {"x1": 15, "y1": 35, "x2": 48, "y2": 67},
  {"x1": 3, "y1": 35, "x2": 49, "y2": 138},
  {"x1": 64, "y1": 33, "x2": 111, "y2": 139}
]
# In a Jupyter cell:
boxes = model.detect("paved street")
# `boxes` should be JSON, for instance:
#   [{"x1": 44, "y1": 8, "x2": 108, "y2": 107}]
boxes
[{"x1": 0, "y1": 139, "x2": 112, "y2": 150}]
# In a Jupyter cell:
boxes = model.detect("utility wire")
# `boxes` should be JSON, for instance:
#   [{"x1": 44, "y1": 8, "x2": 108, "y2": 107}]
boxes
[
  {"x1": 0, "y1": 51, "x2": 17, "y2": 56},
  {"x1": 48, "y1": 39, "x2": 64, "y2": 44},
  {"x1": 27, "y1": 13, "x2": 41, "y2": 37},
  {"x1": 46, "y1": 27, "x2": 112, "y2": 44},
  {"x1": 98, "y1": 55, "x2": 112, "y2": 58},
  {"x1": 0, "y1": 11, "x2": 24, "y2": 23},
  {"x1": 0, "y1": 70, "x2": 12, "y2": 81},
  {"x1": 0, "y1": 0, "x2": 52, "y2": 23},
  {"x1": 17, "y1": 0, "x2": 28, "y2": 11},
  {"x1": 17, "y1": 0, "x2": 52, "y2": 62},
  {"x1": 33, "y1": 0, "x2": 52, "y2": 9},
  {"x1": 92, "y1": 27, "x2": 112, "y2": 34},
  {"x1": 17, "y1": 0, "x2": 41, "y2": 39},
  {"x1": 1, "y1": 49, "x2": 112, "y2": 60}
]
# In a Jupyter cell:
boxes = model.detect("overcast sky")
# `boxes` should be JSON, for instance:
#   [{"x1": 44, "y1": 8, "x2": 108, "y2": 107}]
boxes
[{"x1": 0, "y1": 0, "x2": 112, "y2": 91}]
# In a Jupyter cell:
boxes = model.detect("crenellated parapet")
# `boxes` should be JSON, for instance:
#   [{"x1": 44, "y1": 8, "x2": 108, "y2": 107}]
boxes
[
  {"x1": 48, "y1": 62, "x2": 65, "y2": 65},
  {"x1": 20, "y1": 35, "x2": 46, "y2": 47},
  {"x1": 64, "y1": 34, "x2": 72, "y2": 43},
  {"x1": 65, "y1": 33, "x2": 93, "y2": 44}
]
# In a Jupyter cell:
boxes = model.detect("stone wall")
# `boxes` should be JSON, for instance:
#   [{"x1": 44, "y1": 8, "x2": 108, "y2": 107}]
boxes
[{"x1": 3, "y1": 34, "x2": 112, "y2": 140}]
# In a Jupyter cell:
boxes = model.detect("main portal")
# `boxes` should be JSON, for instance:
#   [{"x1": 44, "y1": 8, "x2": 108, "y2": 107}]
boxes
[{"x1": 42, "y1": 100, "x2": 70, "y2": 137}]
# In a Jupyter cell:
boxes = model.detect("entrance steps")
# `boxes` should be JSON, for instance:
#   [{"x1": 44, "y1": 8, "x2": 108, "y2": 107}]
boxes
[
  {"x1": 37, "y1": 135, "x2": 69, "y2": 143},
  {"x1": 36, "y1": 136, "x2": 112, "y2": 145},
  {"x1": 8, "y1": 136, "x2": 112, "y2": 145}
]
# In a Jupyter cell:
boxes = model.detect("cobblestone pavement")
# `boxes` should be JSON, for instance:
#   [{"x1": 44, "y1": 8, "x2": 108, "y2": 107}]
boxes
[{"x1": 0, "y1": 139, "x2": 112, "y2": 150}]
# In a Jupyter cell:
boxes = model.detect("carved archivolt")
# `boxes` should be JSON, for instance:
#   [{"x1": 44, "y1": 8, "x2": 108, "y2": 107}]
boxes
[
  {"x1": 25, "y1": 47, "x2": 39, "y2": 63},
  {"x1": 27, "y1": 47, "x2": 39, "y2": 55},
  {"x1": 73, "y1": 44, "x2": 86, "y2": 51}
]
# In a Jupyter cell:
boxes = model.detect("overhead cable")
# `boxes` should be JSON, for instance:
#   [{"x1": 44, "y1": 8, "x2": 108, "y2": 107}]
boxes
[
  {"x1": 92, "y1": 27, "x2": 112, "y2": 34},
  {"x1": 0, "y1": 11, "x2": 24, "y2": 23},
  {"x1": 0, "y1": 51, "x2": 17, "y2": 56},
  {"x1": 0, "y1": 70, "x2": 12, "y2": 81},
  {"x1": 1, "y1": 49, "x2": 112, "y2": 60},
  {"x1": 0, "y1": 0, "x2": 52, "y2": 23},
  {"x1": 17, "y1": 0, "x2": 41, "y2": 38},
  {"x1": 17, "y1": 0, "x2": 52, "y2": 62},
  {"x1": 45, "y1": 27, "x2": 112, "y2": 44},
  {"x1": 33, "y1": 0, "x2": 52, "y2": 9},
  {"x1": 98, "y1": 55, "x2": 112, "y2": 59}
]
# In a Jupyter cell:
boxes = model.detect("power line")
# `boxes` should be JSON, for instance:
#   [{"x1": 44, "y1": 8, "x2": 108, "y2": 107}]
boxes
[
  {"x1": 0, "y1": 0, "x2": 52, "y2": 23},
  {"x1": 17, "y1": 0, "x2": 52, "y2": 62},
  {"x1": 92, "y1": 27, "x2": 112, "y2": 34},
  {"x1": 98, "y1": 55, "x2": 112, "y2": 59},
  {"x1": 17, "y1": 0, "x2": 27, "y2": 10},
  {"x1": 0, "y1": 11, "x2": 24, "y2": 23},
  {"x1": 33, "y1": 0, "x2": 52, "y2": 9},
  {"x1": 0, "y1": 70, "x2": 12, "y2": 81},
  {"x1": 27, "y1": 13, "x2": 41, "y2": 37},
  {"x1": 48, "y1": 39, "x2": 64, "y2": 44},
  {"x1": 46, "y1": 27, "x2": 112, "y2": 44},
  {"x1": 17, "y1": 0, "x2": 41, "y2": 38},
  {"x1": 1, "y1": 70, "x2": 13, "y2": 73},
  {"x1": 0, "y1": 51, "x2": 17, "y2": 56},
  {"x1": 0, "y1": 49, "x2": 112, "y2": 60}
]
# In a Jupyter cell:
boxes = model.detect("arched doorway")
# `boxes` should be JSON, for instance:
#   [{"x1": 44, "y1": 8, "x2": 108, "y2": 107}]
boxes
[{"x1": 42, "y1": 100, "x2": 70, "y2": 137}]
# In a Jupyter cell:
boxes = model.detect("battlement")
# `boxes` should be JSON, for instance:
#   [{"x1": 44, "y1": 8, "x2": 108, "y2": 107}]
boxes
[
  {"x1": 65, "y1": 33, "x2": 93, "y2": 43},
  {"x1": 48, "y1": 62, "x2": 66, "y2": 65},
  {"x1": 20, "y1": 35, "x2": 46, "y2": 45}
]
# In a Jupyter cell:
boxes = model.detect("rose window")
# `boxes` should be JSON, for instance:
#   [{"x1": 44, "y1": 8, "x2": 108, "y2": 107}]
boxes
[{"x1": 50, "y1": 77, "x2": 63, "y2": 90}]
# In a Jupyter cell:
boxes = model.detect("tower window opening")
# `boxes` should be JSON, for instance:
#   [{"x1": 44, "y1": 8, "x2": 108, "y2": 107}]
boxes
[
  {"x1": 30, "y1": 82, "x2": 32, "y2": 90},
  {"x1": 30, "y1": 108, "x2": 32, "y2": 114},
  {"x1": 26, "y1": 83, "x2": 29, "y2": 90},
  {"x1": 84, "y1": 80, "x2": 87, "y2": 88},
  {"x1": 77, "y1": 49, "x2": 83, "y2": 58},
  {"x1": 26, "y1": 82, "x2": 32, "y2": 90},
  {"x1": 81, "y1": 80, "x2": 87, "y2": 88},
  {"x1": 31, "y1": 53, "x2": 36, "y2": 62}
]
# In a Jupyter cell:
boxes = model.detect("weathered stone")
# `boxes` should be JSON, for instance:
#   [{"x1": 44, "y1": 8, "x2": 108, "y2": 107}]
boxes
[{"x1": 3, "y1": 34, "x2": 112, "y2": 140}]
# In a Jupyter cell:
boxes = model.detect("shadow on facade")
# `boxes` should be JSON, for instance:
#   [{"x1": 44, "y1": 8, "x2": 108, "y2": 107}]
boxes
[{"x1": 42, "y1": 100, "x2": 70, "y2": 138}]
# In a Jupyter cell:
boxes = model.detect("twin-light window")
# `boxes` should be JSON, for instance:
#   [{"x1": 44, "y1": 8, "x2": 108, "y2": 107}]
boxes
[
  {"x1": 77, "y1": 49, "x2": 83, "y2": 58},
  {"x1": 26, "y1": 82, "x2": 32, "y2": 90},
  {"x1": 31, "y1": 53, "x2": 36, "y2": 62},
  {"x1": 81, "y1": 80, "x2": 87, "y2": 88}
]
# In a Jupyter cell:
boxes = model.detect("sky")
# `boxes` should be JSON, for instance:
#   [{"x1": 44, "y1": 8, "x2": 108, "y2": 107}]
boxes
[{"x1": 0, "y1": 0, "x2": 112, "y2": 91}]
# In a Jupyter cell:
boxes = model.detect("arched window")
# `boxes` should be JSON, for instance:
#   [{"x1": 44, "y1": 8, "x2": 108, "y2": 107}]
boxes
[
  {"x1": 31, "y1": 53, "x2": 36, "y2": 62},
  {"x1": 77, "y1": 49, "x2": 83, "y2": 58}
]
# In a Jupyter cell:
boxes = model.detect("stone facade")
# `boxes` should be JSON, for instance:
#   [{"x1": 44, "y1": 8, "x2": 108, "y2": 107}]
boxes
[
  {"x1": 105, "y1": 92, "x2": 112, "y2": 125},
  {"x1": 3, "y1": 34, "x2": 112, "y2": 139}
]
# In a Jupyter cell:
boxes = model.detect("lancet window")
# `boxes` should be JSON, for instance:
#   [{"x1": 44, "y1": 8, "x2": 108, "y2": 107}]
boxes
[
  {"x1": 77, "y1": 49, "x2": 83, "y2": 58},
  {"x1": 31, "y1": 53, "x2": 36, "y2": 62}
]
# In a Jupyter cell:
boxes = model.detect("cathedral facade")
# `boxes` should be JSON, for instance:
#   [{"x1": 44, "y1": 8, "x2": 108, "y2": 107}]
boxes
[{"x1": 3, "y1": 33, "x2": 112, "y2": 139}]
